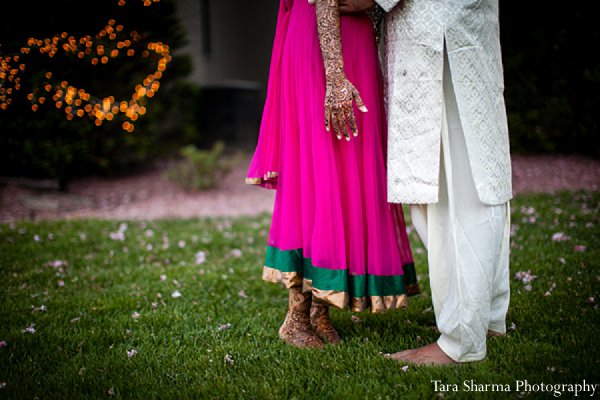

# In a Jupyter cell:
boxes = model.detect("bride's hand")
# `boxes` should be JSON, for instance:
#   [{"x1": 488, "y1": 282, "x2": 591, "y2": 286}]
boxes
[
  {"x1": 315, "y1": 0, "x2": 367, "y2": 141},
  {"x1": 325, "y1": 75, "x2": 367, "y2": 140},
  {"x1": 310, "y1": 0, "x2": 376, "y2": 14}
]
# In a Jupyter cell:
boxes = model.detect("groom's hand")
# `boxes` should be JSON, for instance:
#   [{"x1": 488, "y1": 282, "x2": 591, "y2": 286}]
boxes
[{"x1": 308, "y1": 0, "x2": 376, "y2": 13}]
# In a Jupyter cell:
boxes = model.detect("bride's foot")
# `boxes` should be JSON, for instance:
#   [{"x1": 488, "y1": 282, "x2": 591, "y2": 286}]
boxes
[
  {"x1": 278, "y1": 287, "x2": 324, "y2": 349},
  {"x1": 310, "y1": 301, "x2": 341, "y2": 345},
  {"x1": 385, "y1": 343, "x2": 458, "y2": 365}
]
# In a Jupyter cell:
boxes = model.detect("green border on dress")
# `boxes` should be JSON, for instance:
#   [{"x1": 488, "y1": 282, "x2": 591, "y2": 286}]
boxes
[{"x1": 265, "y1": 245, "x2": 418, "y2": 298}]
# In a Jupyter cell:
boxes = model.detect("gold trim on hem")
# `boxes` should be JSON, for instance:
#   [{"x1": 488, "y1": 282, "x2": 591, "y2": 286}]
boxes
[
  {"x1": 262, "y1": 266, "x2": 302, "y2": 289},
  {"x1": 245, "y1": 171, "x2": 279, "y2": 186},
  {"x1": 311, "y1": 287, "x2": 349, "y2": 310},
  {"x1": 262, "y1": 266, "x2": 410, "y2": 313},
  {"x1": 245, "y1": 177, "x2": 264, "y2": 185},
  {"x1": 368, "y1": 295, "x2": 408, "y2": 313}
]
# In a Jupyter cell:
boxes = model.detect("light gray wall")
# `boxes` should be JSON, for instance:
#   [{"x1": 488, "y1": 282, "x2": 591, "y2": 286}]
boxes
[{"x1": 174, "y1": 0, "x2": 279, "y2": 91}]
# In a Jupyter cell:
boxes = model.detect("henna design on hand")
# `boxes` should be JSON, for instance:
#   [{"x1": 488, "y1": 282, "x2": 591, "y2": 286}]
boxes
[{"x1": 315, "y1": 0, "x2": 367, "y2": 141}]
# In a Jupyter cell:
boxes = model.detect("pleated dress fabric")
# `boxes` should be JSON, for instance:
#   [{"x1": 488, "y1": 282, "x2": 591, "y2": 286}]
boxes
[{"x1": 246, "y1": 0, "x2": 419, "y2": 312}]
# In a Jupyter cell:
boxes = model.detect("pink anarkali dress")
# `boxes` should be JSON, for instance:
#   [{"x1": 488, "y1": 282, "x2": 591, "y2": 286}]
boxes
[{"x1": 246, "y1": 0, "x2": 419, "y2": 312}]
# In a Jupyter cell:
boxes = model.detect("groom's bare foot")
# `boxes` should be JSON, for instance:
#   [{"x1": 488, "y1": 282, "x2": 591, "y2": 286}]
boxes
[
  {"x1": 487, "y1": 330, "x2": 505, "y2": 338},
  {"x1": 384, "y1": 343, "x2": 458, "y2": 365}
]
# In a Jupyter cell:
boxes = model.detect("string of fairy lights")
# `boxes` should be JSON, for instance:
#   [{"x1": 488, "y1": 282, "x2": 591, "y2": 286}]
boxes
[{"x1": 0, "y1": 0, "x2": 170, "y2": 133}]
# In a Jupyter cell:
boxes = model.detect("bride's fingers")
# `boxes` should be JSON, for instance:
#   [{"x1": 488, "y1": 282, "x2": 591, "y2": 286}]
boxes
[
  {"x1": 332, "y1": 110, "x2": 345, "y2": 140},
  {"x1": 345, "y1": 107, "x2": 358, "y2": 138},
  {"x1": 337, "y1": 109, "x2": 351, "y2": 141},
  {"x1": 353, "y1": 87, "x2": 368, "y2": 113},
  {"x1": 325, "y1": 105, "x2": 332, "y2": 132}
]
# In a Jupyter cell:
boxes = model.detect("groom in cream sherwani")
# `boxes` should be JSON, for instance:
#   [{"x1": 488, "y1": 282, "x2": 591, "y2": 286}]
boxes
[{"x1": 313, "y1": 0, "x2": 513, "y2": 365}]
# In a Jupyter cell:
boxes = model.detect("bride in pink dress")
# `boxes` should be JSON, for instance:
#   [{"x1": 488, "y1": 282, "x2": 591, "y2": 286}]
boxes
[{"x1": 246, "y1": 0, "x2": 418, "y2": 348}]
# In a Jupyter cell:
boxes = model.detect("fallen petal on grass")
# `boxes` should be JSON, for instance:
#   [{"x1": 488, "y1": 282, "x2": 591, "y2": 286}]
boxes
[
  {"x1": 217, "y1": 323, "x2": 232, "y2": 331},
  {"x1": 195, "y1": 251, "x2": 206, "y2": 265},
  {"x1": 109, "y1": 232, "x2": 125, "y2": 241},
  {"x1": 514, "y1": 270, "x2": 537, "y2": 284},
  {"x1": 31, "y1": 305, "x2": 47, "y2": 313},
  {"x1": 224, "y1": 354, "x2": 234, "y2": 365},
  {"x1": 45, "y1": 260, "x2": 68, "y2": 269},
  {"x1": 551, "y1": 232, "x2": 571, "y2": 242}
]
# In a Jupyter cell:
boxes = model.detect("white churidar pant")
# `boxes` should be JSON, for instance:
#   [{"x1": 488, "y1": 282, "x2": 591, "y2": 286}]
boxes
[{"x1": 410, "y1": 49, "x2": 511, "y2": 362}]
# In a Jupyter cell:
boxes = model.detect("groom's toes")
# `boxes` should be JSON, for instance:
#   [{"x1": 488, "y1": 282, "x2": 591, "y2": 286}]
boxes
[{"x1": 384, "y1": 349, "x2": 414, "y2": 360}]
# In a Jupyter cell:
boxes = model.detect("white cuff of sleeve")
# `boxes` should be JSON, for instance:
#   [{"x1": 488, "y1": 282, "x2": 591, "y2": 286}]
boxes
[{"x1": 375, "y1": 0, "x2": 401, "y2": 13}]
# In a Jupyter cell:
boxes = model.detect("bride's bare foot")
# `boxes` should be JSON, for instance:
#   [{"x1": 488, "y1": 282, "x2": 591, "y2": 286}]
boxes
[
  {"x1": 384, "y1": 343, "x2": 458, "y2": 365},
  {"x1": 310, "y1": 301, "x2": 341, "y2": 345},
  {"x1": 279, "y1": 287, "x2": 324, "y2": 349}
]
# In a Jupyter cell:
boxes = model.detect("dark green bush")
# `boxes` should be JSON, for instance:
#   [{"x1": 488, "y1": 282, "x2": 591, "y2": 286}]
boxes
[{"x1": 165, "y1": 142, "x2": 232, "y2": 191}]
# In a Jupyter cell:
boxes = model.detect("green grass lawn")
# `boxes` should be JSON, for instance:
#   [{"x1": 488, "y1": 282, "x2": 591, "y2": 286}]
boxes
[{"x1": 1, "y1": 191, "x2": 598, "y2": 399}]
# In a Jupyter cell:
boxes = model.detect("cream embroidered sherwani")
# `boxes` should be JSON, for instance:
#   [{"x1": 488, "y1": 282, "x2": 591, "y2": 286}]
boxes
[
  {"x1": 377, "y1": 0, "x2": 512, "y2": 205},
  {"x1": 376, "y1": 0, "x2": 512, "y2": 362}
]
